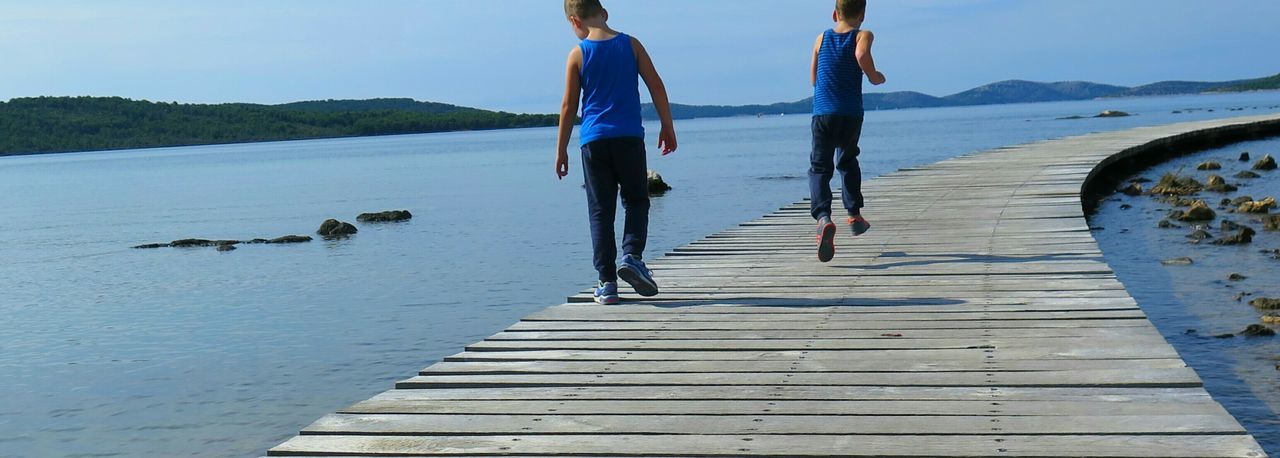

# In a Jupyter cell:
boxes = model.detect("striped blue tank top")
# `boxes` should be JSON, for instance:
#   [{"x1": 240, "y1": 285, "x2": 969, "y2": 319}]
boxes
[
  {"x1": 578, "y1": 33, "x2": 644, "y2": 145},
  {"x1": 813, "y1": 29, "x2": 864, "y2": 116}
]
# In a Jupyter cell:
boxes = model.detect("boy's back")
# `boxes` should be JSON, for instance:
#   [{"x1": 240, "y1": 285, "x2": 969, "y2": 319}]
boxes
[{"x1": 578, "y1": 33, "x2": 643, "y2": 144}]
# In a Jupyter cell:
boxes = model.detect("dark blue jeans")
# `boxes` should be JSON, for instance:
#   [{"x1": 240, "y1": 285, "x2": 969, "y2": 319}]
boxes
[
  {"x1": 582, "y1": 137, "x2": 649, "y2": 282},
  {"x1": 809, "y1": 114, "x2": 865, "y2": 220}
]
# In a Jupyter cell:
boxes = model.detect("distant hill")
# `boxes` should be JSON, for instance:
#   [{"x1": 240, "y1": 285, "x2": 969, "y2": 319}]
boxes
[
  {"x1": 275, "y1": 98, "x2": 482, "y2": 114},
  {"x1": 642, "y1": 72, "x2": 1280, "y2": 119},
  {"x1": 0, "y1": 96, "x2": 556, "y2": 155}
]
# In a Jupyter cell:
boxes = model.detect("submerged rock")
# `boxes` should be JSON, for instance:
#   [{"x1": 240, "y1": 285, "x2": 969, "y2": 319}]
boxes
[
  {"x1": 1220, "y1": 220, "x2": 1250, "y2": 232},
  {"x1": 132, "y1": 243, "x2": 168, "y2": 249},
  {"x1": 1240, "y1": 324, "x2": 1275, "y2": 337},
  {"x1": 1161, "y1": 257, "x2": 1194, "y2": 266},
  {"x1": 1230, "y1": 196, "x2": 1255, "y2": 206},
  {"x1": 357, "y1": 210, "x2": 413, "y2": 223},
  {"x1": 1204, "y1": 175, "x2": 1237, "y2": 193},
  {"x1": 318, "y1": 219, "x2": 358, "y2": 237},
  {"x1": 1263, "y1": 215, "x2": 1280, "y2": 231},
  {"x1": 1239, "y1": 152, "x2": 1251, "y2": 162},
  {"x1": 1238, "y1": 197, "x2": 1277, "y2": 214},
  {"x1": 1118, "y1": 182, "x2": 1142, "y2": 196},
  {"x1": 1228, "y1": 273, "x2": 1248, "y2": 281},
  {"x1": 1254, "y1": 154, "x2": 1278, "y2": 170},
  {"x1": 1096, "y1": 110, "x2": 1130, "y2": 118},
  {"x1": 1157, "y1": 219, "x2": 1181, "y2": 229},
  {"x1": 647, "y1": 170, "x2": 673, "y2": 194},
  {"x1": 267, "y1": 235, "x2": 312, "y2": 244},
  {"x1": 1186, "y1": 229, "x2": 1213, "y2": 241},
  {"x1": 216, "y1": 244, "x2": 236, "y2": 252},
  {"x1": 1197, "y1": 161, "x2": 1222, "y2": 170},
  {"x1": 1249, "y1": 297, "x2": 1280, "y2": 310},
  {"x1": 1235, "y1": 171, "x2": 1262, "y2": 179}
]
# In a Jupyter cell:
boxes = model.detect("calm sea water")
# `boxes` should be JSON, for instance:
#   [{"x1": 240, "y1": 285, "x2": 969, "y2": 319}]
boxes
[{"x1": 3, "y1": 92, "x2": 1280, "y2": 457}]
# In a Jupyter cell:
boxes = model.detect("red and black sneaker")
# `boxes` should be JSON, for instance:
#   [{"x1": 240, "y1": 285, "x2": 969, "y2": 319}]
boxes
[
  {"x1": 848, "y1": 215, "x2": 871, "y2": 236},
  {"x1": 816, "y1": 216, "x2": 836, "y2": 262}
]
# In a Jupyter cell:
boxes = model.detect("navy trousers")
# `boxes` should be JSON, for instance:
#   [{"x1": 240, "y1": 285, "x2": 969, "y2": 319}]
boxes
[
  {"x1": 809, "y1": 114, "x2": 865, "y2": 220},
  {"x1": 582, "y1": 136, "x2": 649, "y2": 282}
]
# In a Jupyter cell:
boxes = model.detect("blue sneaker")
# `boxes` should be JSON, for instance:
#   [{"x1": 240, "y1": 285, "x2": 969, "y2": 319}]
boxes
[
  {"x1": 594, "y1": 281, "x2": 619, "y2": 305},
  {"x1": 617, "y1": 254, "x2": 659, "y2": 297}
]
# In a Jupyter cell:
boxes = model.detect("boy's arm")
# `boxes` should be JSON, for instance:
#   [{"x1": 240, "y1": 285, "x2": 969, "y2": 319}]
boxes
[
  {"x1": 555, "y1": 47, "x2": 583, "y2": 179},
  {"x1": 631, "y1": 37, "x2": 676, "y2": 155},
  {"x1": 810, "y1": 33, "x2": 823, "y2": 87},
  {"x1": 855, "y1": 30, "x2": 886, "y2": 85}
]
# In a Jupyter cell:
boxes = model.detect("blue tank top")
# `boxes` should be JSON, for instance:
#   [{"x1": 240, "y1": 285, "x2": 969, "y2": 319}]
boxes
[
  {"x1": 813, "y1": 29, "x2": 864, "y2": 116},
  {"x1": 578, "y1": 33, "x2": 644, "y2": 145}
]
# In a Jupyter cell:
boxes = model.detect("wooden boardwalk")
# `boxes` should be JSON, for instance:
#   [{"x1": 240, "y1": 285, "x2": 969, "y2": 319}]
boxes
[{"x1": 269, "y1": 115, "x2": 1280, "y2": 457}]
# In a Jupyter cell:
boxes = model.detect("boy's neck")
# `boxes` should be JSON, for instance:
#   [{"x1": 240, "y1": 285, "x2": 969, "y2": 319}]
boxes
[
  {"x1": 834, "y1": 17, "x2": 862, "y2": 32},
  {"x1": 582, "y1": 18, "x2": 618, "y2": 41}
]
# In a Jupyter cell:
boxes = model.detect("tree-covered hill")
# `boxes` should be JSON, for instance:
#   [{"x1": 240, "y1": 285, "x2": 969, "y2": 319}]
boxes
[{"x1": 0, "y1": 96, "x2": 557, "y2": 156}]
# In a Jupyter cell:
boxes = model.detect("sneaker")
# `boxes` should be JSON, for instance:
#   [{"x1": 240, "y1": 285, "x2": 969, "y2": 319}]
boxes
[
  {"x1": 816, "y1": 216, "x2": 836, "y2": 263},
  {"x1": 848, "y1": 215, "x2": 871, "y2": 236},
  {"x1": 594, "y1": 281, "x2": 620, "y2": 305},
  {"x1": 617, "y1": 254, "x2": 659, "y2": 297}
]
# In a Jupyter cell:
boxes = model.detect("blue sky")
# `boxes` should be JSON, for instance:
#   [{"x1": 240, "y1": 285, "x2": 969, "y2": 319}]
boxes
[{"x1": 2, "y1": 1, "x2": 1278, "y2": 113}]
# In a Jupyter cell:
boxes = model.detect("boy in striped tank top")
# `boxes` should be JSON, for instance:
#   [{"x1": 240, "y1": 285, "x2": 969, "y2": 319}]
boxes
[
  {"x1": 555, "y1": 0, "x2": 678, "y2": 304},
  {"x1": 810, "y1": 0, "x2": 886, "y2": 263}
]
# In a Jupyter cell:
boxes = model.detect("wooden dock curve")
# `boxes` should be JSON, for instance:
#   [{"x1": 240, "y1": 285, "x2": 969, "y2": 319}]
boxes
[{"x1": 269, "y1": 114, "x2": 1280, "y2": 457}]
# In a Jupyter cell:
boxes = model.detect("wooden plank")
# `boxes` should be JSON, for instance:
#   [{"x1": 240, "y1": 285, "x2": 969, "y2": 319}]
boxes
[
  {"x1": 420, "y1": 358, "x2": 1186, "y2": 375},
  {"x1": 269, "y1": 434, "x2": 1265, "y2": 457},
  {"x1": 303, "y1": 413, "x2": 1244, "y2": 435}
]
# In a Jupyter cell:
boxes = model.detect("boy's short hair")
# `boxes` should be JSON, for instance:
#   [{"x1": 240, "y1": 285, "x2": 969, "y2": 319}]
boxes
[
  {"x1": 837, "y1": 0, "x2": 866, "y2": 20},
  {"x1": 565, "y1": 0, "x2": 604, "y2": 19}
]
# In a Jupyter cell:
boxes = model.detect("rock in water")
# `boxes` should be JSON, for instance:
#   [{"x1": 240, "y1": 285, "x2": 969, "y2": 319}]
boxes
[
  {"x1": 1096, "y1": 110, "x2": 1130, "y2": 118},
  {"x1": 133, "y1": 243, "x2": 168, "y2": 249},
  {"x1": 1150, "y1": 173, "x2": 1203, "y2": 196},
  {"x1": 1212, "y1": 227, "x2": 1255, "y2": 245},
  {"x1": 1157, "y1": 219, "x2": 1180, "y2": 229},
  {"x1": 357, "y1": 210, "x2": 413, "y2": 223},
  {"x1": 1239, "y1": 152, "x2": 1251, "y2": 162},
  {"x1": 1204, "y1": 175, "x2": 1237, "y2": 193},
  {"x1": 647, "y1": 170, "x2": 673, "y2": 194},
  {"x1": 1262, "y1": 314, "x2": 1280, "y2": 324},
  {"x1": 1196, "y1": 161, "x2": 1222, "y2": 170},
  {"x1": 1254, "y1": 154, "x2": 1277, "y2": 170},
  {"x1": 1240, "y1": 324, "x2": 1275, "y2": 337},
  {"x1": 1118, "y1": 182, "x2": 1142, "y2": 196},
  {"x1": 216, "y1": 244, "x2": 236, "y2": 252},
  {"x1": 268, "y1": 235, "x2": 313, "y2": 244},
  {"x1": 1161, "y1": 257, "x2": 1193, "y2": 266},
  {"x1": 1186, "y1": 229, "x2": 1213, "y2": 241},
  {"x1": 1238, "y1": 197, "x2": 1277, "y2": 213},
  {"x1": 1263, "y1": 215, "x2": 1280, "y2": 231},
  {"x1": 1177, "y1": 200, "x2": 1215, "y2": 221},
  {"x1": 317, "y1": 219, "x2": 358, "y2": 237},
  {"x1": 1230, "y1": 196, "x2": 1255, "y2": 206},
  {"x1": 1249, "y1": 297, "x2": 1280, "y2": 310},
  {"x1": 1228, "y1": 273, "x2": 1248, "y2": 281},
  {"x1": 1234, "y1": 171, "x2": 1261, "y2": 179}
]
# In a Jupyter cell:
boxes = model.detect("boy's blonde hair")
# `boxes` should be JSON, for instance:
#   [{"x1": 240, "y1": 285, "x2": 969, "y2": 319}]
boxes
[
  {"x1": 837, "y1": 0, "x2": 866, "y2": 20},
  {"x1": 564, "y1": 0, "x2": 604, "y2": 19}
]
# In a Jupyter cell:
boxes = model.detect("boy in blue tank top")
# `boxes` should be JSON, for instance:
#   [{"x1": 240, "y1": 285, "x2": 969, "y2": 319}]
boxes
[
  {"x1": 555, "y1": 0, "x2": 678, "y2": 304},
  {"x1": 810, "y1": 0, "x2": 886, "y2": 263}
]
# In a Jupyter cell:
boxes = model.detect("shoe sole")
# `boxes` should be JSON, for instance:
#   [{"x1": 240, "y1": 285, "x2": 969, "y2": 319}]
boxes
[
  {"x1": 594, "y1": 295, "x2": 620, "y2": 305},
  {"x1": 852, "y1": 221, "x2": 871, "y2": 236},
  {"x1": 817, "y1": 222, "x2": 836, "y2": 262},
  {"x1": 618, "y1": 265, "x2": 659, "y2": 297}
]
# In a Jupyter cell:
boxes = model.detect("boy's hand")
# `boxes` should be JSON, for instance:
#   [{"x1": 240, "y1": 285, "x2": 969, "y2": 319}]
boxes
[
  {"x1": 658, "y1": 127, "x2": 677, "y2": 155},
  {"x1": 555, "y1": 150, "x2": 569, "y2": 179},
  {"x1": 869, "y1": 71, "x2": 887, "y2": 85}
]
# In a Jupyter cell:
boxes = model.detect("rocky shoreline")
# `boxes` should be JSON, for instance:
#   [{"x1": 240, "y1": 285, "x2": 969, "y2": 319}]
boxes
[{"x1": 132, "y1": 209, "x2": 412, "y2": 251}]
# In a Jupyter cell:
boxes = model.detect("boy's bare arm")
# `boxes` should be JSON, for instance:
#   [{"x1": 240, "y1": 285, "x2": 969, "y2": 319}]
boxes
[
  {"x1": 631, "y1": 38, "x2": 677, "y2": 155},
  {"x1": 855, "y1": 30, "x2": 886, "y2": 85},
  {"x1": 810, "y1": 33, "x2": 823, "y2": 87},
  {"x1": 555, "y1": 47, "x2": 583, "y2": 179}
]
